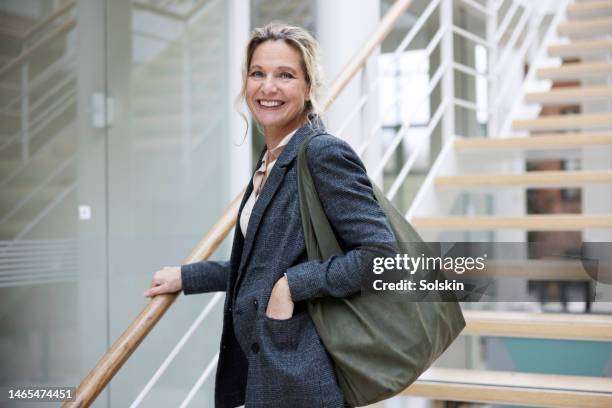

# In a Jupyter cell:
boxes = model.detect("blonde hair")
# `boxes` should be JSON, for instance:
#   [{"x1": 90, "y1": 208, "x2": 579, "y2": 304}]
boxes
[{"x1": 236, "y1": 23, "x2": 323, "y2": 138}]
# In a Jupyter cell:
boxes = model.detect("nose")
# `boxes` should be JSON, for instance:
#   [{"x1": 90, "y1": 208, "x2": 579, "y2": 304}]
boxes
[{"x1": 261, "y1": 74, "x2": 277, "y2": 94}]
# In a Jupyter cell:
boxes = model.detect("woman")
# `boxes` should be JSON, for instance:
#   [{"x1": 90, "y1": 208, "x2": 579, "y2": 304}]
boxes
[{"x1": 144, "y1": 23, "x2": 397, "y2": 408}]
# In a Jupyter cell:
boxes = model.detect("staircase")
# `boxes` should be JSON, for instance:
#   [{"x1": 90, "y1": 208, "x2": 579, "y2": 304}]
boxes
[
  {"x1": 404, "y1": 0, "x2": 612, "y2": 405},
  {"x1": 411, "y1": 0, "x2": 612, "y2": 237}
]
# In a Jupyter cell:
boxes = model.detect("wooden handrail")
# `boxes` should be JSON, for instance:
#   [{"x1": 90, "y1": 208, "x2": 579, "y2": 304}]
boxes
[{"x1": 63, "y1": 0, "x2": 414, "y2": 406}]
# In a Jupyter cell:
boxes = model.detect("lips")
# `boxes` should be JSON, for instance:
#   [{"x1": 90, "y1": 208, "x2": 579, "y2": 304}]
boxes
[{"x1": 257, "y1": 99, "x2": 285, "y2": 108}]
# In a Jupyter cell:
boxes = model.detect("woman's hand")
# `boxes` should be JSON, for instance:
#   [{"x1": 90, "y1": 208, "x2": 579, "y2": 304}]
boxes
[
  {"x1": 144, "y1": 266, "x2": 182, "y2": 297},
  {"x1": 265, "y1": 276, "x2": 294, "y2": 320}
]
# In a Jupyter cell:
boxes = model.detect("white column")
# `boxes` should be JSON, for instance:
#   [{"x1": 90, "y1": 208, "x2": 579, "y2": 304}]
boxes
[
  {"x1": 316, "y1": 0, "x2": 380, "y2": 171},
  {"x1": 226, "y1": 0, "x2": 251, "y2": 198}
]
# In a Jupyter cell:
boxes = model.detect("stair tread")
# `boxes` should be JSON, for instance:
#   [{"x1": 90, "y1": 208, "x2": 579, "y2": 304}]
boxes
[
  {"x1": 537, "y1": 62, "x2": 612, "y2": 79},
  {"x1": 558, "y1": 17, "x2": 612, "y2": 36},
  {"x1": 412, "y1": 214, "x2": 612, "y2": 230},
  {"x1": 525, "y1": 85, "x2": 612, "y2": 103},
  {"x1": 513, "y1": 113, "x2": 612, "y2": 131},
  {"x1": 463, "y1": 310, "x2": 612, "y2": 341},
  {"x1": 548, "y1": 38, "x2": 612, "y2": 56},
  {"x1": 405, "y1": 367, "x2": 612, "y2": 407},
  {"x1": 435, "y1": 170, "x2": 612, "y2": 187},
  {"x1": 568, "y1": 0, "x2": 612, "y2": 18},
  {"x1": 455, "y1": 133, "x2": 612, "y2": 150},
  {"x1": 461, "y1": 259, "x2": 591, "y2": 281}
]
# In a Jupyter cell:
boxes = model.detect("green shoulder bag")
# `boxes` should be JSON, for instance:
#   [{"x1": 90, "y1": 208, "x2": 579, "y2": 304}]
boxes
[{"x1": 297, "y1": 134, "x2": 466, "y2": 407}]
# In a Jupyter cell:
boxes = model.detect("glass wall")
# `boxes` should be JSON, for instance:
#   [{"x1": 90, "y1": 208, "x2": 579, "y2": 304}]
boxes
[{"x1": 0, "y1": 0, "x2": 230, "y2": 406}]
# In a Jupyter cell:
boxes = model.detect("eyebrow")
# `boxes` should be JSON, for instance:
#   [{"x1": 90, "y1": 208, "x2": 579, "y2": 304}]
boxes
[{"x1": 249, "y1": 64, "x2": 298, "y2": 74}]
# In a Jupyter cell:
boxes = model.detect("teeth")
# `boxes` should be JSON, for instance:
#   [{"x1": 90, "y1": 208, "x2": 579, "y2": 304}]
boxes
[{"x1": 260, "y1": 100, "x2": 283, "y2": 107}]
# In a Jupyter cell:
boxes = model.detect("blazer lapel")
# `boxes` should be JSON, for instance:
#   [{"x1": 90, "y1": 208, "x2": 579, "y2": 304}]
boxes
[
  {"x1": 233, "y1": 119, "x2": 325, "y2": 295},
  {"x1": 226, "y1": 148, "x2": 266, "y2": 286},
  {"x1": 236, "y1": 154, "x2": 291, "y2": 269},
  {"x1": 237, "y1": 147, "x2": 266, "y2": 222}
]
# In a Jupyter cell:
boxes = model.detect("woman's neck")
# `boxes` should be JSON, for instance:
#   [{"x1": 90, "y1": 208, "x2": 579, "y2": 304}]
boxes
[{"x1": 264, "y1": 116, "x2": 307, "y2": 151}]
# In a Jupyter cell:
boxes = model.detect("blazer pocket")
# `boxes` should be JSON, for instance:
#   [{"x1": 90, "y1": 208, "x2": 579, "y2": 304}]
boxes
[
  {"x1": 262, "y1": 309, "x2": 308, "y2": 349},
  {"x1": 257, "y1": 310, "x2": 341, "y2": 407}
]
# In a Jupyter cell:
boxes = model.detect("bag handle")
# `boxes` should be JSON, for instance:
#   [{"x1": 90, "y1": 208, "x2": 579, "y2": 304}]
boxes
[{"x1": 297, "y1": 134, "x2": 344, "y2": 261}]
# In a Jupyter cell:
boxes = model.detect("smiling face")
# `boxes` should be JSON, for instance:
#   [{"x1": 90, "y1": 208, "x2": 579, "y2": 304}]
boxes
[{"x1": 246, "y1": 40, "x2": 310, "y2": 143}]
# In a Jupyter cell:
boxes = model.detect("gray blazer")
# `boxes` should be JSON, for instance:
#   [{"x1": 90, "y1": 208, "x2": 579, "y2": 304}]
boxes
[{"x1": 181, "y1": 118, "x2": 396, "y2": 407}]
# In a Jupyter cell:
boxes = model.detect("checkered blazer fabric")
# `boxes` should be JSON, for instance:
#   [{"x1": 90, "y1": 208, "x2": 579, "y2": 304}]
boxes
[{"x1": 180, "y1": 117, "x2": 396, "y2": 407}]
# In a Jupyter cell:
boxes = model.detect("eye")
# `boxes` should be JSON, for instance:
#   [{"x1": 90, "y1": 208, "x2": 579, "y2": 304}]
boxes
[
  {"x1": 249, "y1": 70, "x2": 264, "y2": 78},
  {"x1": 279, "y1": 72, "x2": 295, "y2": 79}
]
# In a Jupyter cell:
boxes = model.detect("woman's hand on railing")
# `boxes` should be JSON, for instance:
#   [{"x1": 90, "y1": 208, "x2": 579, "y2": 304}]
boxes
[{"x1": 144, "y1": 266, "x2": 182, "y2": 297}]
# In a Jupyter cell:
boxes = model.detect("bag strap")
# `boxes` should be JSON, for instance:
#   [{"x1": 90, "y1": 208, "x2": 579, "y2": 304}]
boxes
[{"x1": 297, "y1": 134, "x2": 344, "y2": 261}]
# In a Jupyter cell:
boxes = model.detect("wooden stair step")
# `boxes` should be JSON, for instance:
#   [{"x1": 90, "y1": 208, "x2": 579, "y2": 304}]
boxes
[
  {"x1": 455, "y1": 133, "x2": 612, "y2": 151},
  {"x1": 513, "y1": 113, "x2": 612, "y2": 131},
  {"x1": 558, "y1": 18, "x2": 612, "y2": 37},
  {"x1": 461, "y1": 259, "x2": 591, "y2": 281},
  {"x1": 525, "y1": 85, "x2": 612, "y2": 104},
  {"x1": 404, "y1": 368, "x2": 612, "y2": 408},
  {"x1": 537, "y1": 62, "x2": 612, "y2": 80},
  {"x1": 548, "y1": 39, "x2": 612, "y2": 57},
  {"x1": 568, "y1": 1, "x2": 612, "y2": 19},
  {"x1": 462, "y1": 310, "x2": 612, "y2": 341},
  {"x1": 412, "y1": 214, "x2": 612, "y2": 230},
  {"x1": 435, "y1": 170, "x2": 612, "y2": 188}
]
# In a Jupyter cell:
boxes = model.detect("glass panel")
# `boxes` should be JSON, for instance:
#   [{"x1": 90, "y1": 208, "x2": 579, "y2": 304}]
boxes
[
  {"x1": 0, "y1": 0, "x2": 110, "y2": 407},
  {"x1": 1, "y1": 0, "x2": 230, "y2": 406},
  {"x1": 106, "y1": 0, "x2": 229, "y2": 406}
]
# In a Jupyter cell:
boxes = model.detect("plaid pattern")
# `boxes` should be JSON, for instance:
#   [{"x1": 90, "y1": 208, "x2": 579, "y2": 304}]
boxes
[{"x1": 181, "y1": 118, "x2": 395, "y2": 407}]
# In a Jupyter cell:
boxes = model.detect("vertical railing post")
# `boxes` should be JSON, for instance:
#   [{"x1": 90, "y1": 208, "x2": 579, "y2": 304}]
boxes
[
  {"x1": 21, "y1": 62, "x2": 30, "y2": 161},
  {"x1": 360, "y1": 63, "x2": 373, "y2": 174},
  {"x1": 440, "y1": 0, "x2": 454, "y2": 143},
  {"x1": 493, "y1": 0, "x2": 528, "y2": 245},
  {"x1": 361, "y1": 55, "x2": 382, "y2": 186},
  {"x1": 486, "y1": 0, "x2": 498, "y2": 136},
  {"x1": 526, "y1": 2, "x2": 538, "y2": 83}
]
